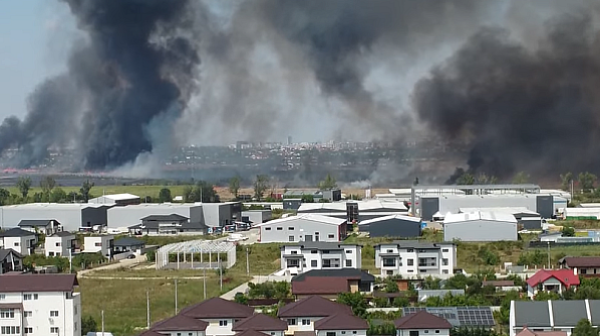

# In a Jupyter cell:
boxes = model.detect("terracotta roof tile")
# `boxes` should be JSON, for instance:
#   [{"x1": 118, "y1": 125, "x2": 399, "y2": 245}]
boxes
[
  {"x1": 394, "y1": 311, "x2": 452, "y2": 329},
  {"x1": 179, "y1": 297, "x2": 254, "y2": 319},
  {"x1": 236, "y1": 330, "x2": 271, "y2": 336},
  {"x1": 137, "y1": 330, "x2": 165, "y2": 336},
  {"x1": 278, "y1": 296, "x2": 352, "y2": 318},
  {"x1": 314, "y1": 313, "x2": 368, "y2": 330},
  {"x1": 526, "y1": 269, "x2": 580, "y2": 288},
  {"x1": 233, "y1": 313, "x2": 288, "y2": 331},
  {"x1": 151, "y1": 314, "x2": 208, "y2": 331},
  {"x1": 0, "y1": 274, "x2": 77, "y2": 292}
]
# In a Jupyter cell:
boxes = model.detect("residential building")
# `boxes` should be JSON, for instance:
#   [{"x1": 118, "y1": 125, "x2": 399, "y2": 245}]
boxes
[
  {"x1": 179, "y1": 297, "x2": 255, "y2": 336},
  {"x1": 236, "y1": 331, "x2": 272, "y2": 336},
  {"x1": 232, "y1": 313, "x2": 288, "y2": 336},
  {"x1": 18, "y1": 219, "x2": 62, "y2": 235},
  {"x1": 113, "y1": 237, "x2": 145, "y2": 256},
  {"x1": 291, "y1": 269, "x2": 375, "y2": 299},
  {"x1": 394, "y1": 311, "x2": 452, "y2": 336},
  {"x1": 559, "y1": 256, "x2": 600, "y2": 276},
  {"x1": 151, "y1": 314, "x2": 208, "y2": 336},
  {"x1": 0, "y1": 273, "x2": 80, "y2": 336},
  {"x1": 45, "y1": 231, "x2": 77, "y2": 257},
  {"x1": 515, "y1": 328, "x2": 567, "y2": 336},
  {"x1": 443, "y1": 212, "x2": 518, "y2": 242},
  {"x1": 280, "y1": 242, "x2": 361, "y2": 275},
  {"x1": 509, "y1": 300, "x2": 600, "y2": 336},
  {"x1": 0, "y1": 228, "x2": 38, "y2": 256},
  {"x1": 374, "y1": 241, "x2": 456, "y2": 278},
  {"x1": 0, "y1": 249, "x2": 22, "y2": 274},
  {"x1": 241, "y1": 210, "x2": 272, "y2": 225},
  {"x1": 88, "y1": 193, "x2": 141, "y2": 206},
  {"x1": 358, "y1": 215, "x2": 422, "y2": 238},
  {"x1": 129, "y1": 214, "x2": 207, "y2": 235},
  {"x1": 258, "y1": 215, "x2": 347, "y2": 244},
  {"x1": 0, "y1": 203, "x2": 112, "y2": 231},
  {"x1": 278, "y1": 296, "x2": 353, "y2": 334},
  {"x1": 314, "y1": 313, "x2": 368, "y2": 336},
  {"x1": 83, "y1": 235, "x2": 115, "y2": 259},
  {"x1": 526, "y1": 269, "x2": 580, "y2": 298},
  {"x1": 402, "y1": 307, "x2": 495, "y2": 329}
]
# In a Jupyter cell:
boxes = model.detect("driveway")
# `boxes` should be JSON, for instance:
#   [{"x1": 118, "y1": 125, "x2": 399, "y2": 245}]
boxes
[{"x1": 78, "y1": 254, "x2": 147, "y2": 277}]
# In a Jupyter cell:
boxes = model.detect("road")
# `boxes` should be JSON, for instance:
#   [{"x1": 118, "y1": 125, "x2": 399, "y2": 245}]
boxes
[{"x1": 78, "y1": 254, "x2": 147, "y2": 277}]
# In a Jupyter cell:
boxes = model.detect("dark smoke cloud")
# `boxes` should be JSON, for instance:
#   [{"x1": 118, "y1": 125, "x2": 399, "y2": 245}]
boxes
[{"x1": 415, "y1": 12, "x2": 600, "y2": 180}]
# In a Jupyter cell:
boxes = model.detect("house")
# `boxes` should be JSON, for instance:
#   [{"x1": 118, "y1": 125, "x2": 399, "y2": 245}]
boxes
[
  {"x1": 242, "y1": 210, "x2": 272, "y2": 225},
  {"x1": 515, "y1": 328, "x2": 567, "y2": 336},
  {"x1": 88, "y1": 193, "x2": 141, "y2": 206},
  {"x1": 374, "y1": 241, "x2": 456, "y2": 278},
  {"x1": 0, "y1": 203, "x2": 112, "y2": 232},
  {"x1": 179, "y1": 297, "x2": 255, "y2": 336},
  {"x1": 280, "y1": 242, "x2": 361, "y2": 275},
  {"x1": 129, "y1": 214, "x2": 208, "y2": 235},
  {"x1": 18, "y1": 219, "x2": 62, "y2": 235},
  {"x1": 314, "y1": 313, "x2": 368, "y2": 336},
  {"x1": 278, "y1": 295, "x2": 353, "y2": 334},
  {"x1": 0, "y1": 273, "x2": 80, "y2": 336},
  {"x1": 83, "y1": 235, "x2": 115, "y2": 259},
  {"x1": 232, "y1": 313, "x2": 289, "y2": 336},
  {"x1": 0, "y1": 228, "x2": 38, "y2": 256},
  {"x1": 258, "y1": 215, "x2": 347, "y2": 244},
  {"x1": 443, "y1": 212, "x2": 518, "y2": 241},
  {"x1": 151, "y1": 314, "x2": 208, "y2": 336},
  {"x1": 559, "y1": 256, "x2": 600, "y2": 277},
  {"x1": 509, "y1": 300, "x2": 600, "y2": 336},
  {"x1": 45, "y1": 231, "x2": 77, "y2": 257},
  {"x1": 0, "y1": 249, "x2": 22, "y2": 274},
  {"x1": 394, "y1": 311, "x2": 452, "y2": 336},
  {"x1": 481, "y1": 280, "x2": 521, "y2": 292},
  {"x1": 291, "y1": 269, "x2": 375, "y2": 299},
  {"x1": 526, "y1": 269, "x2": 580, "y2": 298},
  {"x1": 358, "y1": 215, "x2": 422, "y2": 238},
  {"x1": 401, "y1": 307, "x2": 495, "y2": 329},
  {"x1": 113, "y1": 237, "x2": 145, "y2": 256}
]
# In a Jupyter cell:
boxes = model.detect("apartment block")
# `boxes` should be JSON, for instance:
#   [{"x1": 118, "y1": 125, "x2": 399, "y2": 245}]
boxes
[
  {"x1": 280, "y1": 242, "x2": 361, "y2": 275},
  {"x1": 374, "y1": 241, "x2": 456, "y2": 278}
]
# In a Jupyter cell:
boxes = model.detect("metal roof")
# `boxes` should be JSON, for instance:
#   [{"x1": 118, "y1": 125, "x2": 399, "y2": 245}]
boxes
[
  {"x1": 156, "y1": 240, "x2": 236, "y2": 255},
  {"x1": 255, "y1": 214, "x2": 345, "y2": 227},
  {"x1": 444, "y1": 211, "x2": 517, "y2": 224},
  {"x1": 91, "y1": 193, "x2": 139, "y2": 201},
  {"x1": 459, "y1": 207, "x2": 539, "y2": 216},
  {"x1": 359, "y1": 214, "x2": 422, "y2": 225}
]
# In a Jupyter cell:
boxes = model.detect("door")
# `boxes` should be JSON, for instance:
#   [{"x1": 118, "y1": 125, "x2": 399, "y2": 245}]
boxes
[{"x1": 304, "y1": 235, "x2": 313, "y2": 242}]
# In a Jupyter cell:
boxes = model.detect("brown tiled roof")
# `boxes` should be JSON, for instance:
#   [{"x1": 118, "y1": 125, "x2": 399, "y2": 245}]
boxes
[
  {"x1": 292, "y1": 277, "x2": 350, "y2": 295},
  {"x1": 233, "y1": 313, "x2": 288, "y2": 331},
  {"x1": 137, "y1": 330, "x2": 165, "y2": 336},
  {"x1": 394, "y1": 311, "x2": 452, "y2": 329},
  {"x1": 278, "y1": 296, "x2": 353, "y2": 318},
  {"x1": 235, "y1": 330, "x2": 270, "y2": 336},
  {"x1": 517, "y1": 327, "x2": 567, "y2": 336},
  {"x1": 151, "y1": 314, "x2": 208, "y2": 331},
  {"x1": 179, "y1": 297, "x2": 254, "y2": 319},
  {"x1": 482, "y1": 280, "x2": 515, "y2": 287},
  {"x1": 0, "y1": 274, "x2": 77, "y2": 292},
  {"x1": 562, "y1": 257, "x2": 600, "y2": 268},
  {"x1": 314, "y1": 313, "x2": 368, "y2": 330}
]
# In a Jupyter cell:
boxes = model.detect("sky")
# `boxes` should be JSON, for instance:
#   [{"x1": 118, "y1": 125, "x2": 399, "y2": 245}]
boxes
[{"x1": 0, "y1": 0, "x2": 75, "y2": 120}]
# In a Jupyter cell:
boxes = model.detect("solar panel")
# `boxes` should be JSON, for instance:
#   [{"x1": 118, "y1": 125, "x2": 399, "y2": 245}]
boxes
[{"x1": 402, "y1": 307, "x2": 496, "y2": 327}]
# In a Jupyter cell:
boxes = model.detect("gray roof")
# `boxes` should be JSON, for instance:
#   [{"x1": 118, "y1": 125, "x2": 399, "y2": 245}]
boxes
[
  {"x1": 514, "y1": 301, "x2": 551, "y2": 327},
  {"x1": 292, "y1": 269, "x2": 375, "y2": 282},
  {"x1": 552, "y1": 301, "x2": 588, "y2": 327},
  {"x1": 283, "y1": 242, "x2": 360, "y2": 250},
  {"x1": 0, "y1": 228, "x2": 36, "y2": 237},
  {"x1": 0, "y1": 248, "x2": 21, "y2": 260},
  {"x1": 130, "y1": 221, "x2": 207, "y2": 231},
  {"x1": 377, "y1": 240, "x2": 453, "y2": 249},
  {"x1": 18, "y1": 219, "x2": 58, "y2": 227},
  {"x1": 114, "y1": 237, "x2": 145, "y2": 247},
  {"x1": 589, "y1": 300, "x2": 600, "y2": 325},
  {"x1": 141, "y1": 214, "x2": 189, "y2": 221},
  {"x1": 52, "y1": 231, "x2": 74, "y2": 237}
]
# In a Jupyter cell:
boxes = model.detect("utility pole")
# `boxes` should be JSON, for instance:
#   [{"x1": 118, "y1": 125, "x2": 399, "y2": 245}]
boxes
[
  {"x1": 203, "y1": 266, "x2": 207, "y2": 299},
  {"x1": 174, "y1": 279, "x2": 178, "y2": 314},
  {"x1": 69, "y1": 248, "x2": 72, "y2": 274},
  {"x1": 547, "y1": 242, "x2": 551, "y2": 269},
  {"x1": 219, "y1": 252, "x2": 223, "y2": 291},
  {"x1": 246, "y1": 247, "x2": 250, "y2": 275},
  {"x1": 101, "y1": 310, "x2": 105, "y2": 335},
  {"x1": 146, "y1": 289, "x2": 150, "y2": 329}
]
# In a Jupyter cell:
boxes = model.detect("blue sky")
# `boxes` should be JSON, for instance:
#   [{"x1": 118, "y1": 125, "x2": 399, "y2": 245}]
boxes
[{"x1": 0, "y1": 1, "x2": 75, "y2": 120}]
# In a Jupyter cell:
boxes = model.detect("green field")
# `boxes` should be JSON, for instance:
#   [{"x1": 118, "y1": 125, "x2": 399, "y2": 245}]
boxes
[{"x1": 5, "y1": 185, "x2": 192, "y2": 201}]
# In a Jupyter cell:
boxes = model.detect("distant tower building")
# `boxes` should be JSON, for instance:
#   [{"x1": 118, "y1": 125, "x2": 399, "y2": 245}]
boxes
[{"x1": 287, "y1": 136, "x2": 293, "y2": 145}]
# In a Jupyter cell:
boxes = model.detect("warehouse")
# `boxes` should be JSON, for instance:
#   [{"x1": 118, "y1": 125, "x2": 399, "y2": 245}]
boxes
[
  {"x1": 0, "y1": 203, "x2": 112, "y2": 232},
  {"x1": 358, "y1": 214, "x2": 422, "y2": 238},
  {"x1": 242, "y1": 210, "x2": 272, "y2": 225},
  {"x1": 297, "y1": 200, "x2": 407, "y2": 222},
  {"x1": 443, "y1": 212, "x2": 518, "y2": 241},
  {"x1": 459, "y1": 207, "x2": 542, "y2": 230},
  {"x1": 88, "y1": 193, "x2": 140, "y2": 206},
  {"x1": 256, "y1": 214, "x2": 347, "y2": 243}
]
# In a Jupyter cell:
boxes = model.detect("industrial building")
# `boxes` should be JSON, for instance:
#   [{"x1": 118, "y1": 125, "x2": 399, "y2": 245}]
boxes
[
  {"x1": 0, "y1": 203, "x2": 112, "y2": 232},
  {"x1": 297, "y1": 200, "x2": 407, "y2": 222},
  {"x1": 88, "y1": 193, "x2": 141, "y2": 206},
  {"x1": 257, "y1": 214, "x2": 347, "y2": 243},
  {"x1": 242, "y1": 210, "x2": 272, "y2": 224},
  {"x1": 358, "y1": 214, "x2": 422, "y2": 238},
  {"x1": 459, "y1": 207, "x2": 542, "y2": 230},
  {"x1": 283, "y1": 189, "x2": 342, "y2": 202},
  {"x1": 443, "y1": 212, "x2": 518, "y2": 241}
]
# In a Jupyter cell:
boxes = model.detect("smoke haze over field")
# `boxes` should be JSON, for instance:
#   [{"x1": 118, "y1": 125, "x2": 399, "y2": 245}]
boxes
[{"x1": 2, "y1": 0, "x2": 600, "y2": 181}]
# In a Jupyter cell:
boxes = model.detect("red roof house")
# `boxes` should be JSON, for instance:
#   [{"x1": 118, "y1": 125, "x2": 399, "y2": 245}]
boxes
[{"x1": 526, "y1": 269, "x2": 580, "y2": 298}]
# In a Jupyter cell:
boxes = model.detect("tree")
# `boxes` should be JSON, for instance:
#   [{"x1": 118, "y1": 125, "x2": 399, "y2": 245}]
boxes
[
  {"x1": 158, "y1": 188, "x2": 172, "y2": 203},
  {"x1": 40, "y1": 176, "x2": 56, "y2": 194},
  {"x1": 573, "y1": 318, "x2": 599, "y2": 336},
  {"x1": 229, "y1": 176, "x2": 241, "y2": 199},
  {"x1": 182, "y1": 185, "x2": 194, "y2": 202},
  {"x1": 0, "y1": 188, "x2": 9, "y2": 206},
  {"x1": 234, "y1": 292, "x2": 249, "y2": 305},
  {"x1": 384, "y1": 278, "x2": 399, "y2": 293},
  {"x1": 253, "y1": 175, "x2": 270, "y2": 201},
  {"x1": 318, "y1": 173, "x2": 337, "y2": 191},
  {"x1": 561, "y1": 172, "x2": 574, "y2": 191},
  {"x1": 16, "y1": 176, "x2": 32, "y2": 198},
  {"x1": 512, "y1": 171, "x2": 530, "y2": 184},
  {"x1": 337, "y1": 292, "x2": 368, "y2": 318},
  {"x1": 191, "y1": 181, "x2": 219, "y2": 203},
  {"x1": 457, "y1": 173, "x2": 475, "y2": 185},
  {"x1": 579, "y1": 172, "x2": 597, "y2": 193},
  {"x1": 562, "y1": 226, "x2": 576, "y2": 237},
  {"x1": 81, "y1": 315, "x2": 98, "y2": 335},
  {"x1": 50, "y1": 188, "x2": 68, "y2": 203},
  {"x1": 80, "y1": 179, "x2": 95, "y2": 202}
]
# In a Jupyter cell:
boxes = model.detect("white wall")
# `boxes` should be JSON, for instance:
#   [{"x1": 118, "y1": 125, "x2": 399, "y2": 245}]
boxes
[
  {"x1": 280, "y1": 245, "x2": 361, "y2": 273},
  {"x1": 317, "y1": 330, "x2": 367, "y2": 336},
  {"x1": 1, "y1": 235, "x2": 37, "y2": 256},
  {"x1": 106, "y1": 204, "x2": 201, "y2": 228},
  {"x1": 444, "y1": 220, "x2": 518, "y2": 241},
  {"x1": 83, "y1": 236, "x2": 114, "y2": 258},
  {"x1": 285, "y1": 317, "x2": 322, "y2": 333},
  {"x1": 375, "y1": 243, "x2": 456, "y2": 278},
  {"x1": 397, "y1": 329, "x2": 450, "y2": 336},
  {"x1": 0, "y1": 207, "x2": 83, "y2": 231},
  {"x1": 261, "y1": 219, "x2": 341, "y2": 243},
  {"x1": 201, "y1": 318, "x2": 236, "y2": 336},
  {"x1": 45, "y1": 236, "x2": 75, "y2": 257},
  {"x1": 159, "y1": 331, "x2": 204, "y2": 336}
]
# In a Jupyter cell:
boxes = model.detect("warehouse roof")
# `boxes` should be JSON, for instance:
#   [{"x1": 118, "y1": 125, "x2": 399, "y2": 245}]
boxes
[
  {"x1": 2, "y1": 203, "x2": 109, "y2": 209},
  {"x1": 444, "y1": 212, "x2": 517, "y2": 224},
  {"x1": 91, "y1": 193, "x2": 139, "y2": 201},
  {"x1": 459, "y1": 207, "x2": 539, "y2": 216},
  {"x1": 298, "y1": 200, "x2": 407, "y2": 212},
  {"x1": 255, "y1": 214, "x2": 345, "y2": 227},
  {"x1": 359, "y1": 214, "x2": 421, "y2": 225}
]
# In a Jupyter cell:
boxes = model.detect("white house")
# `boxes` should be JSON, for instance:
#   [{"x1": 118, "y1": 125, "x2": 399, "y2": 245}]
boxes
[
  {"x1": 394, "y1": 311, "x2": 452, "y2": 336},
  {"x1": 83, "y1": 235, "x2": 115, "y2": 259},
  {"x1": 0, "y1": 273, "x2": 81, "y2": 336},
  {"x1": 18, "y1": 219, "x2": 62, "y2": 236},
  {"x1": 525, "y1": 269, "x2": 580, "y2": 298},
  {"x1": 257, "y1": 214, "x2": 347, "y2": 244},
  {"x1": 0, "y1": 249, "x2": 23, "y2": 274},
  {"x1": 314, "y1": 313, "x2": 368, "y2": 336},
  {"x1": 178, "y1": 297, "x2": 255, "y2": 336},
  {"x1": 113, "y1": 237, "x2": 145, "y2": 256},
  {"x1": 280, "y1": 242, "x2": 361, "y2": 275},
  {"x1": 45, "y1": 231, "x2": 77, "y2": 257},
  {"x1": 0, "y1": 228, "x2": 38, "y2": 256},
  {"x1": 374, "y1": 241, "x2": 456, "y2": 278},
  {"x1": 150, "y1": 314, "x2": 208, "y2": 336},
  {"x1": 232, "y1": 313, "x2": 289, "y2": 336},
  {"x1": 277, "y1": 296, "x2": 353, "y2": 334}
]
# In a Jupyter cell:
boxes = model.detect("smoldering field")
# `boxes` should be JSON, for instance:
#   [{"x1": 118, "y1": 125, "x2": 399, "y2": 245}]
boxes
[{"x1": 2, "y1": 0, "x2": 600, "y2": 184}]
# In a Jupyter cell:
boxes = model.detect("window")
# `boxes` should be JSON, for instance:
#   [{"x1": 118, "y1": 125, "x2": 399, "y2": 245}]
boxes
[
  {"x1": 13, "y1": 242, "x2": 19, "y2": 247},
  {"x1": 407, "y1": 249, "x2": 414, "y2": 253},
  {"x1": 94, "y1": 242, "x2": 102, "y2": 247},
  {"x1": 55, "y1": 242, "x2": 61, "y2": 247},
  {"x1": 342, "y1": 332, "x2": 346, "y2": 334},
  {"x1": 407, "y1": 259, "x2": 414, "y2": 266},
  {"x1": 383, "y1": 258, "x2": 396, "y2": 267},
  {"x1": 75, "y1": 323, "x2": 78, "y2": 331},
  {"x1": 289, "y1": 236, "x2": 294, "y2": 242},
  {"x1": 265, "y1": 228, "x2": 271, "y2": 231},
  {"x1": 74, "y1": 306, "x2": 77, "y2": 315},
  {"x1": 0, "y1": 309, "x2": 14, "y2": 318},
  {"x1": 311, "y1": 250, "x2": 318, "y2": 254},
  {"x1": 442, "y1": 249, "x2": 449, "y2": 252},
  {"x1": 49, "y1": 252, "x2": 55, "y2": 257},
  {"x1": 436, "y1": 331, "x2": 440, "y2": 334},
  {"x1": 277, "y1": 227, "x2": 283, "y2": 231},
  {"x1": 24, "y1": 311, "x2": 32, "y2": 318},
  {"x1": 23, "y1": 294, "x2": 32, "y2": 301},
  {"x1": 409, "y1": 331, "x2": 419, "y2": 336},
  {"x1": 442, "y1": 258, "x2": 448, "y2": 266},
  {"x1": 353, "y1": 332, "x2": 357, "y2": 335},
  {"x1": 1, "y1": 327, "x2": 20, "y2": 335},
  {"x1": 33, "y1": 294, "x2": 38, "y2": 300},
  {"x1": 288, "y1": 227, "x2": 295, "y2": 230},
  {"x1": 328, "y1": 234, "x2": 334, "y2": 239},
  {"x1": 346, "y1": 250, "x2": 352, "y2": 254},
  {"x1": 425, "y1": 331, "x2": 429, "y2": 333},
  {"x1": 51, "y1": 327, "x2": 59, "y2": 334},
  {"x1": 24, "y1": 328, "x2": 33, "y2": 334},
  {"x1": 581, "y1": 269, "x2": 588, "y2": 274},
  {"x1": 346, "y1": 260, "x2": 352, "y2": 267},
  {"x1": 219, "y1": 320, "x2": 228, "y2": 327},
  {"x1": 287, "y1": 319, "x2": 297, "y2": 325},
  {"x1": 442, "y1": 270, "x2": 449, "y2": 274},
  {"x1": 311, "y1": 260, "x2": 317, "y2": 267},
  {"x1": 50, "y1": 311, "x2": 59, "y2": 317},
  {"x1": 291, "y1": 251, "x2": 298, "y2": 254},
  {"x1": 326, "y1": 332, "x2": 336, "y2": 336},
  {"x1": 386, "y1": 249, "x2": 393, "y2": 253},
  {"x1": 302, "y1": 319, "x2": 310, "y2": 325}
]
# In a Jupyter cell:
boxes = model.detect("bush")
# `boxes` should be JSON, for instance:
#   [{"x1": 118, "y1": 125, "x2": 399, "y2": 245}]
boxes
[
  {"x1": 146, "y1": 250, "x2": 156, "y2": 262},
  {"x1": 234, "y1": 292, "x2": 248, "y2": 305}
]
